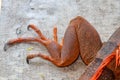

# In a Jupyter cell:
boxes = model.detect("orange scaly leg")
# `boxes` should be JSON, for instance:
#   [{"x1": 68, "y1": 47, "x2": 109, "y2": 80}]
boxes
[
  {"x1": 4, "y1": 37, "x2": 51, "y2": 51},
  {"x1": 53, "y1": 26, "x2": 58, "y2": 42},
  {"x1": 27, "y1": 24, "x2": 47, "y2": 40},
  {"x1": 26, "y1": 53, "x2": 54, "y2": 64},
  {"x1": 53, "y1": 27, "x2": 64, "y2": 47}
]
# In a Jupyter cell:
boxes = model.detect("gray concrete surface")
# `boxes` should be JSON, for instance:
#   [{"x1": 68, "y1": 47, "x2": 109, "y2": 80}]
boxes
[{"x1": 0, "y1": 0, "x2": 120, "y2": 80}]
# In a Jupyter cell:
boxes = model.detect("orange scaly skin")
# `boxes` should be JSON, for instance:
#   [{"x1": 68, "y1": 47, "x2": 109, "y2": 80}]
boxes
[{"x1": 4, "y1": 16, "x2": 117, "y2": 80}]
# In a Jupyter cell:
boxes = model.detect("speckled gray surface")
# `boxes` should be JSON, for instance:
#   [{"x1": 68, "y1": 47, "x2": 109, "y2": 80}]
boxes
[{"x1": 0, "y1": 0, "x2": 120, "y2": 80}]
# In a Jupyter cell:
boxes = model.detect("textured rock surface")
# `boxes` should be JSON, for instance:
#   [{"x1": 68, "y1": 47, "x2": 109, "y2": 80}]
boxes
[{"x1": 0, "y1": 0, "x2": 120, "y2": 80}]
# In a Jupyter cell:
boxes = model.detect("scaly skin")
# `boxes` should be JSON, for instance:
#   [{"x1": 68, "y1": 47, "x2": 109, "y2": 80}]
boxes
[{"x1": 4, "y1": 16, "x2": 117, "y2": 80}]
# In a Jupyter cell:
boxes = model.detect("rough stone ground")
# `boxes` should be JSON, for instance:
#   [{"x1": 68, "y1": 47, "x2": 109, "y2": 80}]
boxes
[{"x1": 0, "y1": 0, "x2": 120, "y2": 80}]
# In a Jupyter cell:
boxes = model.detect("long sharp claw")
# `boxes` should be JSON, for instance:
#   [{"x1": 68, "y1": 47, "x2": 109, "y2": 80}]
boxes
[
  {"x1": 4, "y1": 43, "x2": 9, "y2": 51},
  {"x1": 26, "y1": 58, "x2": 29, "y2": 64},
  {"x1": 27, "y1": 25, "x2": 31, "y2": 31}
]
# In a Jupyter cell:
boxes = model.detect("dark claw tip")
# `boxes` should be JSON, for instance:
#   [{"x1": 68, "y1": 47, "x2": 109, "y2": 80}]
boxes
[
  {"x1": 26, "y1": 58, "x2": 29, "y2": 64},
  {"x1": 4, "y1": 43, "x2": 9, "y2": 51},
  {"x1": 27, "y1": 25, "x2": 31, "y2": 31}
]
